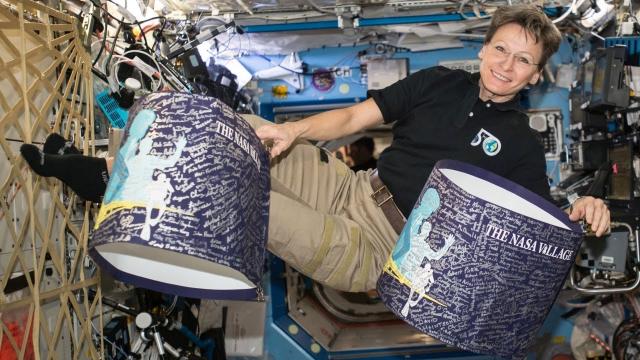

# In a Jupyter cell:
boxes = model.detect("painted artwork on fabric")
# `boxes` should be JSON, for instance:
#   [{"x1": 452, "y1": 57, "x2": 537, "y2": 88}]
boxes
[
  {"x1": 377, "y1": 160, "x2": 583, "y2": 359},
  {"x1": 90, "y1": 92, "x2": 270, "y2": 298},
  {"x1": 391, "y1": 188, "x2": 456, "y2": 316}
]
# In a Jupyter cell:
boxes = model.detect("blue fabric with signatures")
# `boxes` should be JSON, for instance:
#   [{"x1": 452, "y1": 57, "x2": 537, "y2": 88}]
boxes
[
  {"x1": 377, "y1": 159, "x2": 583, "y2": 359},
  {"x1": 90, "y1": 92, "x2": 270, "y2": 300}
]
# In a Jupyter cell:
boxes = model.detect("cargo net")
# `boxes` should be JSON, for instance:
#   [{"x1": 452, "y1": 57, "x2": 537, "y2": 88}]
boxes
[{"x1": 0, "y1": 0, "x2": 102, "y2": 359}]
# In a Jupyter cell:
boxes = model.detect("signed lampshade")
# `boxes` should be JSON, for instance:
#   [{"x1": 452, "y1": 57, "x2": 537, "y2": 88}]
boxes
[
  {"x1": 90, "y1": 92, "x2": 270, "y2": 300},
  {"x1": 377, "y1": 160, "x2": 583, "y2": 358}
]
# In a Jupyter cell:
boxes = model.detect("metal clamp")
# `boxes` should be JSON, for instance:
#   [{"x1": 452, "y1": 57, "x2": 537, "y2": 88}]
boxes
[
  {"x1": 570, "y1": 222, "x2": 640, "y2": 294},
  {"x1": 371, "y1": 186, "x2": 393, "y2": 206}
]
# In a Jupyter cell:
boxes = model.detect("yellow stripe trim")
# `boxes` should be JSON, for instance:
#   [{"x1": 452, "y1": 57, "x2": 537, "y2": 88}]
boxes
[
  {"x1": 326, "y1": 226, "x2": 359, "y2": 287},
  {"x1": 353, "y1": 237, "x2": 372, "y2": 291},
  {"x1": 95, "y1": 200, "x2": 188, "y2": 228},
  {"x1": 383, "y1": 258, "x2": 448, "y2": 307},
  {"x1": 303, "y1": 217, "x2": 335, "y2": 275}
]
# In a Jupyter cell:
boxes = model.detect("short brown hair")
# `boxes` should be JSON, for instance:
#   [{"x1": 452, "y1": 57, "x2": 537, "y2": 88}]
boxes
[{"x1": 484, "y1": 5, "x2": 561, "y2": 69}]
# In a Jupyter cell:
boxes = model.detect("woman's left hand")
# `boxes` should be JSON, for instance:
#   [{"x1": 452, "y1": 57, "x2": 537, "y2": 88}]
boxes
[{"x1": 567, "y1": 196, "x2": 610, "y2": 237}]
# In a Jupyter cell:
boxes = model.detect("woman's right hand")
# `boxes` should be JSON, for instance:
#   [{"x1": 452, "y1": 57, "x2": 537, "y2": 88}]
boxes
[{"x1": 255, "y1": 122, "x2": 298, "y2": 158}]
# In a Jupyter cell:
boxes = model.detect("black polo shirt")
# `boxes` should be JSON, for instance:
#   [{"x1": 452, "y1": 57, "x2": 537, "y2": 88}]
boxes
[{"x1": 368, "y1": 66, "x2": 550, "y2": 217}]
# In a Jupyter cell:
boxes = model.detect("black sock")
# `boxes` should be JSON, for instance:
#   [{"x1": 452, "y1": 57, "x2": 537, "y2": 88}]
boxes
[
  {"x1": 43, "y1": 133, "x2": 80, "y2": 155},
  {"x1": 20, "y1": 144, "x2": 108, "y2": 202}
]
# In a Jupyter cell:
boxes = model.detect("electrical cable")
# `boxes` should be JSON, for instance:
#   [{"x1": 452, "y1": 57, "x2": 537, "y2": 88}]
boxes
[
  {"x1": 104, "y1": 17, "x2": 124, "y2": 77},
  {"x1": 556, "y1": 290, "x2": 599, "y2": 309},
  {"x1": 110, "y1": 49, "x2": 164, "y2": 91},
  {"x1": 152, "y1": 18, "x2": 167, "y2": 53},
  {"x1": 165, "y1": 295, "x2": 178, "y2": 315},
  {"x1": 135, "y1": 20, "x2": 152, "y2": 53},
  {"x1": 90, "y1": 318, "x2": 130, "y2": 358},
  {"x1": 92, "y1": 30, "x2": 108, "y2": 67},
  {"x1": 91, "y1": 3, "x2": 119, "y2": 68},
  {"x1": 627, "y1": 292, "x2": 640, "y2": 320},
  {"x1": 100, "y1": 1, "x2": 166, "y2": 28},
  {"x1": 590, "y1": 31, "x2": 606, "y2": 41},
  {"x1": 304, "y1": 0, "x2": 336, "y2": 15},
  {"x1": 245, "y1": 11, "x2": 328, "y2": 21},
  {"x1": 613, "y1": 316, "x2": 640, "y2": 359},
  {"x1": 196, "y1": 15, "x2": 225, "y2": 32},
  {"x1": 214, "y1": 32, "x2": 236, "y2": 55}
]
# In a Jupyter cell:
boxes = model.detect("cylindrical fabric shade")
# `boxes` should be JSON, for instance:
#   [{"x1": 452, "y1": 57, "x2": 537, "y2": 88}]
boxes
[
  {"x1": 377, "y1": 159, "x2": 583, "y2": 359},
  {"x1": 90, "y1": 92, "x2": 270, "y2": 300}
]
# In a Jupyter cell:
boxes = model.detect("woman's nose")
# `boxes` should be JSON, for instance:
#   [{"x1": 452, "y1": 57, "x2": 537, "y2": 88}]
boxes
[{"x1": 499, "y1": 54, "x2": 516, "y2": 70}]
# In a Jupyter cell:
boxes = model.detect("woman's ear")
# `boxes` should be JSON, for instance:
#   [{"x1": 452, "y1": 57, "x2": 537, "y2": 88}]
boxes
[
  {"x1": 478, "y1": 46, "x2": 486, "y2": 60},
  {"x1": 528, "y1": 69, "x2": 542, "y2": 85}
]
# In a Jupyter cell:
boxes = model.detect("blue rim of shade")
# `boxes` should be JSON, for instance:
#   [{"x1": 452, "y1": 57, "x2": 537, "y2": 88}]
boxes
[
  {"x1": 435, "y1": 159, "x2": 583, "y2": 234},
  {"x1": 89, "y1": 248, "x2": 258, "y2": 300}
]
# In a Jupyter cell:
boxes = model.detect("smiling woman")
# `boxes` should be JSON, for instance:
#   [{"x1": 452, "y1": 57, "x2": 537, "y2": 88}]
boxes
[
  {"x1": 477, "y1": 5, "x2": 561, "y2": 103},
  {"x1": 478, "y1": 23, "x2": 545, "y2": 102}
]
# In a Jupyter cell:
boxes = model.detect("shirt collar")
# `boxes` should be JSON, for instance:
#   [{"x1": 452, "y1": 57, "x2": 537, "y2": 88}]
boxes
[{"x1": 465, "y1": 71, "x2": 523, "y2": 111}]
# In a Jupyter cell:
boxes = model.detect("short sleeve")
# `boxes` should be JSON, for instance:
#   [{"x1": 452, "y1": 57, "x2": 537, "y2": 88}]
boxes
[{"x1": 367, "y1": 66, "x2": 448, "y2": 124}]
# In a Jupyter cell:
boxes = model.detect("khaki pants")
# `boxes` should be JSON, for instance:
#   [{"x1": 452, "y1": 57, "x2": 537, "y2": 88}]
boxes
[{"x1": 243, "y1": 115, "x2": 399, "y2": 292}]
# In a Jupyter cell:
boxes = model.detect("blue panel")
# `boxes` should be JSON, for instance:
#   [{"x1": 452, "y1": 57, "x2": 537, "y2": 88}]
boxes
[
  {"x1": 243, "y1": 12, "x2": 486, "y2": 33},
  {"x1": 358, "y1": 12, "x2": 485, "y2": 27},
  {"x1": 264, "y1": 320, "x2": 316, "y2": 360},
  {"x1": 264, "y1": 256, "x2": 326, "y2": 360},
  {"x1": 604, "y1": 37, "x2": 640, "y2": 65},
  {"x1": 244, "y1": 21, "x2": 339, "y2": 33}
]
